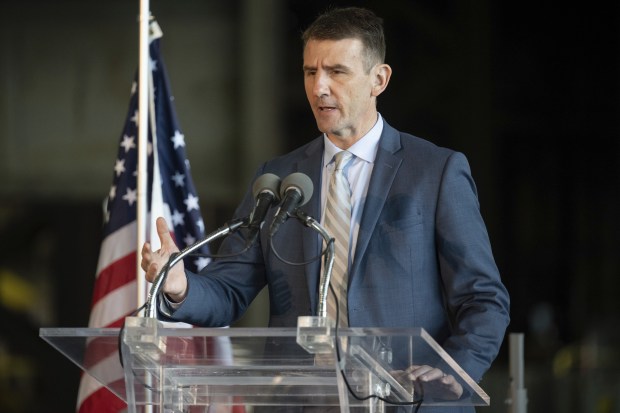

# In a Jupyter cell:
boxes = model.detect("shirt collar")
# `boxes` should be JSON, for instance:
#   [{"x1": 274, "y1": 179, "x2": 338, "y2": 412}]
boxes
[{"x1": 323, "y1": 114, "x2": 384, "y2": 167}]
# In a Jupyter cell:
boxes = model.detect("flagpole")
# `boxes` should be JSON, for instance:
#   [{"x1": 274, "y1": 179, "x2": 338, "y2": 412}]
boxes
[
  {"x1": 136, "y1": 2, "x2": 154, "y2": 412},
  {"x1": 136, "y1": 0, "x2": 150, "y2": 310}
]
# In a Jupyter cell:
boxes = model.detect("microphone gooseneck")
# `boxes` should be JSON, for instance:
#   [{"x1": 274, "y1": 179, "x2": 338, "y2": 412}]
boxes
[{"x1": 295, "y1": 210, "x2": 335, "y2": 318}]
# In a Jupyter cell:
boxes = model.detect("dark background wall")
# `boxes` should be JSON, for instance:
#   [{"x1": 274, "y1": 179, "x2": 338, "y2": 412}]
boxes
[{"x1": 0, "y1": 1, "x2": 618, "y2": 412}]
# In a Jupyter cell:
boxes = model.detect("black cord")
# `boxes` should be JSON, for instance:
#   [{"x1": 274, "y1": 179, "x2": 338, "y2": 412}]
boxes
[
  {"x1": 117, "y1": 303, "x2": 147, "y2": 368},
  {"x1": 329, "y1": 284, "x2": 424, "y2": 411},
  {"x1": 174, "y1": 220, "x2": 263, "y2": 261},
  {"x1": 269, "y1": 230, "x2": 333, "y2": 266},
  {"x1": 185, "y1": 239, "x2": 253, "y2": 260}
]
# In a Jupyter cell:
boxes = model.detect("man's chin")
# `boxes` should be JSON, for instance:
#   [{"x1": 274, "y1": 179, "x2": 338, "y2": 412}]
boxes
[{"x1": 316, "y1": 122, "x2": 342, "y2": 136}]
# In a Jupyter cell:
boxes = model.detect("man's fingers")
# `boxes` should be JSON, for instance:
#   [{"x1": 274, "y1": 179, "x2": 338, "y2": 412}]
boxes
[
  {"x1": 145, "y1": 262, "x2": 161, "y2": 283},
  {"x1": 421, "y1": 368, "x2": 445, "y2": 382},
  {"x1": 407, "y1": 365, "x2": 432, "y2": 380},
  {"x1": 141, "y1": 242, "x2": 151, "y2": 272},
  {"x1": 407, "y1": 365, "x2": 447, "y2": 382},
  {"x1": 405, "y1": 365, "x2": 463, "y2": 400},
  {"x1": 440, "y1": 373, "x2": 453, "y2": 384}
]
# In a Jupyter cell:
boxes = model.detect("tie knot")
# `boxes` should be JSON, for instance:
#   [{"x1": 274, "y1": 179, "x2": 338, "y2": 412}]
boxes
[{"x1": 334, "y1": 151, "x2": 353, "y2": 171}]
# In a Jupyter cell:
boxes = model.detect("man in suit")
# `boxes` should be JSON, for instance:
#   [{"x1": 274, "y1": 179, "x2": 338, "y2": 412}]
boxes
[{"x1": 142, "y1": 6, "x2": 510, "y2": 411}]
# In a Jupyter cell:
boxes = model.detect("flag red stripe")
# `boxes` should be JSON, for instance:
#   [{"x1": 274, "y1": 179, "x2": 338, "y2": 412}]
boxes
[
  {"x1": 77, "y1": 385, "x2": 126, "y2": 413},
  {"x1": 90, "y1": 252, "x2": 135, "y2": 307}
]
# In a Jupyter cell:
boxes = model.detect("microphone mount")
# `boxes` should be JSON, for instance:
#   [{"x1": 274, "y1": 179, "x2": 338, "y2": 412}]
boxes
[{"x1": 294, "y1": 209, "x2": 335, "y2": 319}]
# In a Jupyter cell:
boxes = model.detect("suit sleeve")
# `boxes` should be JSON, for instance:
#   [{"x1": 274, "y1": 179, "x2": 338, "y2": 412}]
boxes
[{"x1": 435, "y1": 151, "x2": 510, "y2": 382}]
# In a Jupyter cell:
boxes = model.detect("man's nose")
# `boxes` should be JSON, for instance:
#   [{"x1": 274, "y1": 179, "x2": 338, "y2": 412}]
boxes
[{"x1": 313, "y1": 72, "x2": 330, "y2": 97}]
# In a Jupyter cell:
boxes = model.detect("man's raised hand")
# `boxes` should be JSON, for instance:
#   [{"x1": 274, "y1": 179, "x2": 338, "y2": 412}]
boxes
[{"x1": 141, "y1": 217, "x2": 188, "y2": 302}]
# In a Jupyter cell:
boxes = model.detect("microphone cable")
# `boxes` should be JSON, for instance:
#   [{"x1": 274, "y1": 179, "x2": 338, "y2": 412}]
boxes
[
  {"x1": 269, "y1": 222, "x2": 334, "y2": 267},
  {"x1": 328, "y1": 268, "x2": 425, "y2": 411}
]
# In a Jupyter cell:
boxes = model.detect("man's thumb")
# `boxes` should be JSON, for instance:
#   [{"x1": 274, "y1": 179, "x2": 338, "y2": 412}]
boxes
[{"x1": 156, "y1": 217, "x2": 177, "y2": 250}]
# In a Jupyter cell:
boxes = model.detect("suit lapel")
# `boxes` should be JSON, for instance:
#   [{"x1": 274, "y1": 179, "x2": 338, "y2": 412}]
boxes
[{"x1": 350, "y1": 124, "x2": 402, "y2": 279}]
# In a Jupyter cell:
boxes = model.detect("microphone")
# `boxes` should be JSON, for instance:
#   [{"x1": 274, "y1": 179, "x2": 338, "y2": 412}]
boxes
[
  {"x1": 246, "y1": 173, "x2": 281, "y2": 245},
  {"x1": 268, "y1": 172, "x2": 313, "y2": 238}
]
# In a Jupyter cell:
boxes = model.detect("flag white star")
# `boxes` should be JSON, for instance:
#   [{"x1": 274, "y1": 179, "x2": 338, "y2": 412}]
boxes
[
  {"x1": 122, "y1": 187, "x2": 137, "y2": 206},
  {"x1": 104, "y1": 209, "x2": 111, "y2": 224},
  {"x1": 109, "y1": 185, "x2": 116, "y2": 200},
  {"x1": 114, "y1": 159, "x2": 126, "y2": 177},
  {"x1": 171, "y1": 209, "x2": 185, "y2": 226},
  {"x1": 131, "y1": 110, "x2": 139, "y2": 126},
  {"x1": 183, "y1": 233, "x2": 196, "y2": 246},
  {"x1": 194, "y1": 257, "x2": 210, "y2": 272},
  {"x1": 131, "y1": 81, "x2": 137, "y2": 95},
  {"x1": 184, "y1": 193, "x2": 199, "y2": 211},
  {"x1": 147, "y1": 142, "x2": 153, "y2": 157},
  {"x1": 196, "y1": 218, "x2": 205, "y2": 233},
  {"x1": 171, "y1": 171, "x2": 185, "y2": 187},
  {"x1": 171, "y1": 130, "x2": 185, "y2": 149},
  {"x1": 120, "y1": 135, "x2": 136, "y2": 153},
  {"x1": 149, "y1": 57, "x2": 158, "y2": 72}
]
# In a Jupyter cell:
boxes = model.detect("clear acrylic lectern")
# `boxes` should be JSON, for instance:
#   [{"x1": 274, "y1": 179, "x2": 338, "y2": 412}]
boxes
[{"x1": 40, "y1": 316, "x2": 489, "y2": 412}]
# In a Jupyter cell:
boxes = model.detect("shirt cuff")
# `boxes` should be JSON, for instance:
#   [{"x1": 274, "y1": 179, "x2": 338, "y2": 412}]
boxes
[{"x1": 159, "y1": 292, "x2": 186, "y2": 317}]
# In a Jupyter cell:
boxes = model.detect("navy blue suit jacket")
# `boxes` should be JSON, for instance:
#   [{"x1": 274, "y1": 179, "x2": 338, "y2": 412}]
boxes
[{"x1": 169, "y1": 120, "x2": 510, "y2": 385}]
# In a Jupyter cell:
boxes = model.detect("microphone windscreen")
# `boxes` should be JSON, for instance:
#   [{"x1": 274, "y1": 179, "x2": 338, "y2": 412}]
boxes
[
  {"x1": 252, "y1": 173, "x2": 281, "y2": 200},
  {"x1": 280, "y1": 172, "x2": 313, "y2": 206}
]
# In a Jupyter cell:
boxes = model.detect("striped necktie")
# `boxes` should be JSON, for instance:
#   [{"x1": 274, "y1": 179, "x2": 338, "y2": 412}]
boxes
[{"x1": 325, "y1": 150, "x2": 354, "y2": 327}]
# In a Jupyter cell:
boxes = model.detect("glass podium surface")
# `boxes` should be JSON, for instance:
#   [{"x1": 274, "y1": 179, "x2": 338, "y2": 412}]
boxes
[{"x1": 40, "y1": 317, "x2": 489, "y2": 412}]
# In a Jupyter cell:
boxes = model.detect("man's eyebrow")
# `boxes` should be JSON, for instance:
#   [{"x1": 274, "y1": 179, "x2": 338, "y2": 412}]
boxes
[
  {"x1": 302, "y1": 63, "x2": 350, "y2": 71},
  {"x1": 326, "y1": 64, "x2": 349, "y2": 71}
]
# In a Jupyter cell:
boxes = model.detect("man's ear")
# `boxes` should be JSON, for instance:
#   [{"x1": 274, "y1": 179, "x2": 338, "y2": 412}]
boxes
[{"x1": 371, "y1": 63, "x2": 392, "y2": 97}]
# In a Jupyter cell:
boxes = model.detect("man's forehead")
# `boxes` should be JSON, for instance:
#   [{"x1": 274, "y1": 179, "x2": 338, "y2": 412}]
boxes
[
  {"x1": 303, "y1": 38, "x2": 365, "y2": 65},
  {"x1": 304, "y1": 37, "x2": 363, "y2": 51}
]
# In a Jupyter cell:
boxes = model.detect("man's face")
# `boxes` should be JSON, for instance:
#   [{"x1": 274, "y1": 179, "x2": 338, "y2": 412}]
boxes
[{"x1": 303, "y1": 38, "x2": 379, "y2": 148}]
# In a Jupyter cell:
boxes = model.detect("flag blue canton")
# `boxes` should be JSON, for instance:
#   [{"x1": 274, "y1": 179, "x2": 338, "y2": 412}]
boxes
[{"x1": 103, "y1": 37, "x2": 209, "y2": 273}]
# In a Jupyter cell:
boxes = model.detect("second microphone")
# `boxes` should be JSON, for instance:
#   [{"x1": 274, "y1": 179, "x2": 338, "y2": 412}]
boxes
[{"x1": 268, "y1": 172, "x2": 314, "y2": 238}]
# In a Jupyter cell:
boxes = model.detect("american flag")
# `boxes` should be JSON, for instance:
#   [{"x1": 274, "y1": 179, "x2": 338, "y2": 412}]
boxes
[{"x1": 76, "y1": 22, "x2": 210, "y2": 413}]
